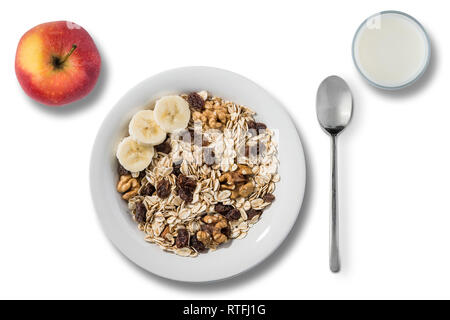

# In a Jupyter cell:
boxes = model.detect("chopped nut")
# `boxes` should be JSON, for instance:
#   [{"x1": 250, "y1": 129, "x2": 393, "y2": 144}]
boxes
[
  {"x1": 196, "y1": 230, "x2": 211, "y2": 245},
  {"x1": 237, "y1": 164, "x2": 252, "y2": 175},
  {"x1": 215, "y1": 219, "x2": 228, "y2": 230},
  {"x1": 213, "y1": 231, "x2": 227, "y2": 244},
  {"x1": 202, "y1": 215, "x2": 219, "y2": 224},
  {"x1": 238, "y1": 181, "x2": 254, "y2": 198},
  {"x1": 117, "y1": 175, "x2": 140, "y2": 200},
  {"x1": 191, "y1": 99, "x2": 230, "y2": 130},
  {"x1": 161, "y1": 226, "x2": 170, "y2": 239},
  {"x1": 219, "y1": 172, "x2": 234, "y2": 185}
]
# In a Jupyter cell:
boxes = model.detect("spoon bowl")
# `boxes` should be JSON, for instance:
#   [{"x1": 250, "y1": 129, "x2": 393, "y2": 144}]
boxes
[{"x1": 317, "y1": 76, "x2": 353, "y2": 135}]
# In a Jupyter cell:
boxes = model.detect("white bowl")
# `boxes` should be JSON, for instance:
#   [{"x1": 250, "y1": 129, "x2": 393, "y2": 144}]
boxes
[{"x1": 90, "y1": 67, "x2": 306, "y2": 282}]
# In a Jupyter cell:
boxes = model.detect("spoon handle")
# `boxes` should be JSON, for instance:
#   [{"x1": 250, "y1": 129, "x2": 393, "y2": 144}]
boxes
[{"x1": 330, "y1": 135, "x2": 340, "y2": 273}]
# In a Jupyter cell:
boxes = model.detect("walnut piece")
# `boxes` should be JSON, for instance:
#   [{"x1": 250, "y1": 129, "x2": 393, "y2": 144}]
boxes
[
  {"x1": 192, "y1": 99, "x2": 230, "y2": 130},
  {"x1": 219, "y1": 165, "x2": 255, "y2": 199},
  {"x1": 117, "y1": 175, "x2": 140, "y2": 200},
  {"x1": 200, "y1": 215, "x2": 230, "y2": 246},
  {"x1": 196, "y1": 230, "x2": 211, "y2": 245},
  {"x1": 202, "y1": 215, "x2": 219, "y2": 224}
]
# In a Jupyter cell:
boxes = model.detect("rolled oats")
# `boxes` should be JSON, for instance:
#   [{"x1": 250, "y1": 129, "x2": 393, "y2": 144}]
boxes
[{"x1": 116, "y1": 91, "x2": 279, "y2": 257}]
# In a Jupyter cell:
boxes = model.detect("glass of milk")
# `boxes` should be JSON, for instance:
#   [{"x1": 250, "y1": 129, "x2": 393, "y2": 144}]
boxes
[{"x1": 352, "y1": 11, "x2": 431, "y2": 90}]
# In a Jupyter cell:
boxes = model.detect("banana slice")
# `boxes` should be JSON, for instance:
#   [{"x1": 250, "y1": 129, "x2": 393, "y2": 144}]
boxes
[
  {"x1": 129, "y1": 110, "x2": 166, "y2": 145},
  {"x1": 116, "y1": 136, "x2": 155, "y2": 172},
  {"x1": 154, "y1": 95, "x2": 190, "y2": 133}
]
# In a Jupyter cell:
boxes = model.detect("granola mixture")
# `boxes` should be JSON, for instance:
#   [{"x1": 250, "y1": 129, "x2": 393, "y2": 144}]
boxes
[{"x1": 115, "y1": 91, "x2": 279, "y2": 257}]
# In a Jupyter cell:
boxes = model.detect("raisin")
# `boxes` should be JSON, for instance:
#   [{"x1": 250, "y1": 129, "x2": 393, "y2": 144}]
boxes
[
  {"x1": 179, "y1": 188, "x2": 193, "y2": 203},
  {"x1": 190, "y1": 235, "x2": 206, "y2": 253},
  {"x1": 118, "y1": 164, "x2": 129, "y2": 176},
  {"x1": 263, "y1": 193, "x2": 276, "y2": 203},
  {"x1": 221, "y1": 226, "x2": 231, "y2": 238},
  {"x1": 247, "y1": 121, "x2": 257, "y2": 130},
  {"x1": 176, "y1": 229, "x2": 189, "y2": 248},
  {"x1": 187, "y1": 92, "x2": 205, "y2": 112},
  {"x1": 215, "y1": 204, "x2": 234, "y2": 215},
  {"x1": 172, "y1": 163, "x2": 182, "y2": 176},
  {"x1": 141, "y1": 183, "x2": 155, "y2": 196},
  {"x1": 246, "y1": 209, "x2": 262, "y2": 220},
  {"x1": 177, "y1": 175, "x2": 197, "y2": 193},
  {"x1": 226, "y1": 208, "x2": 241, "y2": 221},
  {"x1": 247, "y1": 121, "x2": 266, "y2": 136},
  {"x1": 156, "y1": 179, "x2": 171, "y2": 198},
  {"x1": 138, "y1": 171, "x2": 146, "y2": 179},
  {"x1": 135, "y1": 202, "x2": 147, "y2": 224},
  {"x1": 176, "y1": 175, "x2": 197, "y2": 203},
  {"x1": 255, "y1": 122, "x2": 267, "y2": 130},
  {"x1": 155, "y1": 139, "x2": 172, "y2": 154}
]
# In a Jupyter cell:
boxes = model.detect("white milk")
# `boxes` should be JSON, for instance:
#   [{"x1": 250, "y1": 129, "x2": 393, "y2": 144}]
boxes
[{"x1": 353, "y1": 11, "x2": 430, "y2": 89}]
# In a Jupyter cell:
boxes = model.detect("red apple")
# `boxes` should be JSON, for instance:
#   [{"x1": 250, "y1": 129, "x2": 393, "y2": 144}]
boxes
[{"x1": 15, "y1": 21, "x2": 101, "y2": 106}]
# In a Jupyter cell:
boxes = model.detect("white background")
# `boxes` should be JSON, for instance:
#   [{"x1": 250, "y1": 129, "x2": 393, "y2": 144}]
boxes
[{"x1": 0, "y1": 0, "x2": 448, "y2": 300}]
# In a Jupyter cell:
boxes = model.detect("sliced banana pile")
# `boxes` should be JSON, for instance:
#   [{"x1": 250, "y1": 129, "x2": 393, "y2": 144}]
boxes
[{"x1": 117, "y1": 95, "x2": 191, "y2": 172}]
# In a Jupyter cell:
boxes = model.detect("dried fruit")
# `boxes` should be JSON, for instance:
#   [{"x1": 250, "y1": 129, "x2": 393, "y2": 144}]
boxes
[
  {"x1": 140, "y1": 183, "x2": 155, "y2": 196},
  {"x1": 215, "y1": 204, "x2": 234, "y2": 215},
  {"x1": 246, "y1": 208, "x2": 262, "y2": 220},
  {"x1": 263, "y1": 193, "x2": 276, "y2": 203},
  {"x1": 172, "y1": 163, "x2": 181, "y2": 176},
  {"x1": 256, "y1": 122, "x2": 267, "y2": 130},
  {"x1": 221, "y1": 226, "x2": 231, "y2": 238},
  {"x1": 247, "y1": 121, "x2": 257, "y2": 130},
  {"x1": 179, "y1": 188, "x2": 193, "y2": 203},
  {"x1": 118, "y1": 163, "x2": 130, "y2": 176},
  {"x1": 135, "y1": 202, "x2": 147, "y2": 224},
  {"x1": 187, "y1": 92, "x2": 205, "y2": 112},
  {"x1": 176, "y1": 229, "x2": 189, "y2": 248},
  {"x1": 190, "y1": 234, "x2": 206, "y2": 252},
  {"x1": 177, "y1": 175, "x2": 197, "y2": 193},
  {"x1": 156, "y1": 179, "x2": 171, "y2": 198},
  {"x1": 177, "y1": 174, "x2": 197, "y2": 203},
  {"x1": 155, "y1": 139, "x2": 172, "y2": 154},
  {"x1": 226, "y1": 208, "x2": 241, "y2": 221}
]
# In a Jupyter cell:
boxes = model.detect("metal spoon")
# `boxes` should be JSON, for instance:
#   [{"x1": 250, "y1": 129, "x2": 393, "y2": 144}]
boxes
[{"x1": 316, "y1": 75, "x2": 353, "y2": 273}]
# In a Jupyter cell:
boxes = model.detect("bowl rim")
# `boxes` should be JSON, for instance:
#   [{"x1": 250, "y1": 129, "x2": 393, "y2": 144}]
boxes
[{"x1": 89, "y1": 66, "x2": 306, "y2": 283}]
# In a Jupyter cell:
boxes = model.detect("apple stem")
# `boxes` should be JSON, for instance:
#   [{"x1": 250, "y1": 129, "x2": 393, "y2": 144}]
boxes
[{"x1": 60, "y1": 44, "x2": 77, "y2": 64}]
